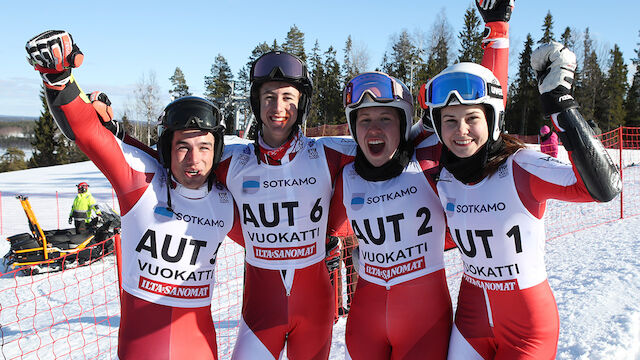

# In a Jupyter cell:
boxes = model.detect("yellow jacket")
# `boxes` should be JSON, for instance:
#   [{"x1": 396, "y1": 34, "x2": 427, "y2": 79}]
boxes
[{"x1": 69, "y1": 191, "x2": 97, "y2": 223}]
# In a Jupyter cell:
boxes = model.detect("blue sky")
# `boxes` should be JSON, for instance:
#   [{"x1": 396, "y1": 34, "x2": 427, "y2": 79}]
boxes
[{"x1": 1, "y1": 0, "x2": 638, "y2": 118}]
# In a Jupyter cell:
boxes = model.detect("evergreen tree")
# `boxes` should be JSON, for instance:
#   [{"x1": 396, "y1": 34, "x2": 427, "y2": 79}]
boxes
[
  {"x1": 169, "y1": 67, "x2": 191, "y2": 99},
  {"x1": 505, "y1": 34, "x2": 541, "y2": 135},
  {"x1": 321, "y1": 46, "x2": 344, "y2": 125},
  {"x1": 575, "y1": 28, "x2": 604, "y2": 125},
  {"x1": 307, "y1": 40, "x2": 325, "y2": 127},
  {"x1": 0, "y1": 147, "x2": 28, "y2": 172},
  {"x1": 538, "y1": 11, "x2": 555, "y2": 44},
  {"x1": 560, "y1": 27, "x2": 575, "y2": 49},
  {"x1": 342, "y1": 35, "x2": 357, "y2": 84},
  {"x1": 62, "y1": 138, "x2": 89, "y2": 163},
  {"x1": 624, "y1": 31, "x2": 640, "y2": 126},
  {"x1": 601, "y1": 44, "x2": 628, "y2": 131},
  {"x1": 417, "y1": 14, "x2": 454, "y2": 94},
  {"x1": 380, "y1": 51, "x2": 392, "y2": 74},
  {"x1": 385, "y1": 30, "x2": 419, "y2": 85},
  {"x1": 238, "y1": 42, "x2": 272, "y2": 94},
  {"x1": 204, "y1": 54, "x2": 235, "y2": 133},
  {"x1": 272, "y1": 39, "x2": 279, "y2": 51},
  {"x1": 236, "y1": 42, "x2": 271, "y2": 134},
  {"x1": 30, "y1": 87, "x2": 64, "y2": 167},
  {"x1": 282, "y1": 25, "x2": 306, "y2": 62},
  {"x1": 122, "y1": 111, "x2": 136, "y2": 136},
  {"x1": 458, "y1": 4, "x2": 484, "y2": 63}
]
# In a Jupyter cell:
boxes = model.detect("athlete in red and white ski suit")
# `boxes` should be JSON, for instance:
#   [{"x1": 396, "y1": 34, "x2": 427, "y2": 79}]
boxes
[
  {"x1": 426, "y1": 32, "x2": 622, "y2": 360},
  {"x1": 216, "y1": 133, "x2": 355, "y2": 360},
  {"x1": 328, "y1": 133, "x2": 452, "y2": 359},
  {"x1": 26, "y1": 32, "x2": 244, "y2": 359},
  {"x1": 439, "y1": 147, "x2": 611, "y2": 359}
]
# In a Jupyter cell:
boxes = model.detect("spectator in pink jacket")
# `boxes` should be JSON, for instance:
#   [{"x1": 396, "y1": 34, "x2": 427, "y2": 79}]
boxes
[{"x1": 540, "y1": 125, "x2": 559, "y2": 158}]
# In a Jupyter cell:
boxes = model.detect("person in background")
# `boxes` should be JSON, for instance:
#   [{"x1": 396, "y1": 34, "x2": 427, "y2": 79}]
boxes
[
  {"x1": 539, "y1": 124, "x2": 558, "y2": 157},
  {"x1": 68, "y1": 182, "x2": 97, "y2": 233}
]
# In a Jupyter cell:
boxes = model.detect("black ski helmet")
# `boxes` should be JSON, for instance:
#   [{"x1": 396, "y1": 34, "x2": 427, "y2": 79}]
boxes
[
  {"x1": 249, "y1": 51, "x2": 313, "y2": 133},
  {"x1": 157, "y1": 96, "x2": 225, "y2": 172}
]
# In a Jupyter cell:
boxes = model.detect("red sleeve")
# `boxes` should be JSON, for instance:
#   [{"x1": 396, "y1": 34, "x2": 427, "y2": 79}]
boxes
[
  {"x1": 214, "y1": 156, "x2": 231, "y2": 188},
  {"x1": 226, "y1": 202, "x2": 245, "y2": 247},
  {"x1": 324, "y1": 145, "x2": 355, "y2": 184},
  {"x1": 48, "y1": 82, "x2": 151, "y2": 215},
  {"x1": 513, "y1": 159, "x2": 594, "y2": 219},
  {"x1": 481, "y1": 22, "x2": 509, "y2": 107},
  {"x1": 327, "y1": 170, "x2": 351, "y2": 237}
]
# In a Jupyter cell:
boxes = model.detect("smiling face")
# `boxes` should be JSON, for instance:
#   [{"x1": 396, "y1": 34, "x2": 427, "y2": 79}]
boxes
[
  {"x1": 259, "y1": 81, "x2": 301, "y2": 148},
  {"x1": 170, "y1": 129, "x2": 215, "y2": 189},
  {"x1": 355, "y1": 106, "x2": 401, "y2": 167},
  {"x1": 440, "y1": 104, "x2": 489, "y2": 158}
]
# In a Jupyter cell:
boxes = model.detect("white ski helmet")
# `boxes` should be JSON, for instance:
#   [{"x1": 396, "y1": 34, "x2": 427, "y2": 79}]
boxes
[
  {"x1": 425, "y1": 62, "x2": 504, "y2": 144},
  {"x1": 343, "y1": 72, "x2": 413, "y2": 142}
]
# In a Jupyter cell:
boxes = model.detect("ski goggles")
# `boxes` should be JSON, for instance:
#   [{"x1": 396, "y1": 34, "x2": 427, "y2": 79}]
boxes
[
  {"x1": 158, "y1": 99, "x2": 223, "y2": 136},
  {"x1": 425, "y1": 72, "x2": 502, "y2": 108},
  {"x1": 343, "y1": 72, "x2": 412, "y2": 108},
  {"x1": 250, "y1": 51, "x2": 306, "y2": 80}
]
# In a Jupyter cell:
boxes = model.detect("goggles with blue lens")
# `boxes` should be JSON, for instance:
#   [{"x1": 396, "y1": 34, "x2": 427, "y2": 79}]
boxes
[
  {"x1": 426, "y1": 71, "x2": 502, "y2": 108},
  {"x1": 250, "y1": 51, "x2": 306, "y2": 80},
  {"x1": 343, "y1": 72, "x2": 412, "y2": 108}
]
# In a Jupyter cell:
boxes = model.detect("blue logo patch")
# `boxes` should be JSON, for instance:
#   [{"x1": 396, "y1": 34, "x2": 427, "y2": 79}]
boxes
[
  {"x1": 351, "y1": 193, "x2": 365, "y2": 210},
  {"x1": 243, "y1": 176, "x2": 260, "y2": 194},
  {"x1": 445, "y1": 198, "x2": 456, "y2": 216}
]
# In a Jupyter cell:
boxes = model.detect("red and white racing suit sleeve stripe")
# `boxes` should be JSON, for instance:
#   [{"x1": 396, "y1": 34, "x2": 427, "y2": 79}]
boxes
[
  {"x1": 513, "y1": 154, "x2": 594, "y2": 219},
  {"x1": 45, "y1": 78, "x2": 152, "y2": 214}
]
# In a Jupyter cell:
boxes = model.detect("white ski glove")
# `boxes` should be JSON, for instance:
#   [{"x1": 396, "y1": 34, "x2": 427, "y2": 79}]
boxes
[{"x1": 531, "y1": 41, "x2": 578, "y2": 118}]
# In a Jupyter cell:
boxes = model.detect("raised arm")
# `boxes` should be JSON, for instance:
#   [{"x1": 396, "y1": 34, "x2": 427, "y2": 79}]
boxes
[
  {"x1": 26, "y1": 30, "x2": 153, "y2": 213},
  {"x1": 531, "y1": 42, "x2": 621, "y2": 202},
  {"x1": 477, "y1": 0, "x2": 513, "y2": 106}
]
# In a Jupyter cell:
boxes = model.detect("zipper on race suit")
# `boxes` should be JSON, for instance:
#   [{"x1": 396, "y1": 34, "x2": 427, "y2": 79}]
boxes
[
  {"x1": 280, "y1": 269, "x2": 294, "y2": 296},
  {"x1": 483, "y1": 287, "x2": 494, "y2": 328}
]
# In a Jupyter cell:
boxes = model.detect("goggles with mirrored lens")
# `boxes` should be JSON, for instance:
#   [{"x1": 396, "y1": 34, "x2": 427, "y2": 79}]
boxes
[
  {"x1": 158, "y1": 100, "x2": 223, "y2": 136},
  {"x1": 343, "y1": 72, "x2": 411, "y2": 108},
  {"x1": 426, "y1": 72, "x2": 501, "y2": 107},
  {"x1": 251, "y1": 51, "x2": 305, "y2": 80}
]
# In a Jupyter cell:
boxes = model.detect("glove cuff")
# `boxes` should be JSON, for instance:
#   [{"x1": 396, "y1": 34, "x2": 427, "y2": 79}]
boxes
[
  {"x1": 540, "y1": 86, "x2": 578, "y2": 117},
  {"x1": 482, "y1": 22, "x2": 509, "y2": 49},
  {"x1": 41, "y1": 69, "x2": 72, "y2": 90}
]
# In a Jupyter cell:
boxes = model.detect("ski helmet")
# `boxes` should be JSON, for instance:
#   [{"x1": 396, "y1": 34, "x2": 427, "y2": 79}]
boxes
[
  {"x1": 343, "y1": 72, "x2": 413, "y2": 142},
  {"x1": 425, "y1": 62, "x2": 504, "y2": 145},
  {"x1": 77, "y1": 182, "x2": 89, "y2": 193},
  {"x1": 156, "y1": 96, "x2": 225, "y2": 170},
  {"x1": 249, "y1": 51, "x2": 313, "y2": 131}
]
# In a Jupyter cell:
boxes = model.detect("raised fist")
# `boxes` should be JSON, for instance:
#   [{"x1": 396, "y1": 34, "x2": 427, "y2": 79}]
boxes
[
  {"x1": 26, "y1": 30, "x2": 84, "y2": 89},
  {"x1": 476, "y1": 0, "x2": 514, "y2": 23},
  {"x1": 531, "y1": 41, "x2": 578, "y2": 116}
]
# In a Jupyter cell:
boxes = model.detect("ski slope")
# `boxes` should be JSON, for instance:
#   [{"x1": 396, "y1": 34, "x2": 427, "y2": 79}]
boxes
[{"x1": 1, "y1": 160, "x2": 639, "y2": 359}]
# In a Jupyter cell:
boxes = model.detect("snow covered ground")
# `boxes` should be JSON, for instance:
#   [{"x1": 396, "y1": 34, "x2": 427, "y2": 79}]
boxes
[{"x1": 1, "y1": 160, "x2": 639, "y2": 359}]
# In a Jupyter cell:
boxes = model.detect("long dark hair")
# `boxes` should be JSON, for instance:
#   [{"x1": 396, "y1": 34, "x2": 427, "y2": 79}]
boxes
[{"x1": 483, "y1": 133, "x2": 527, "y2": 177}]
